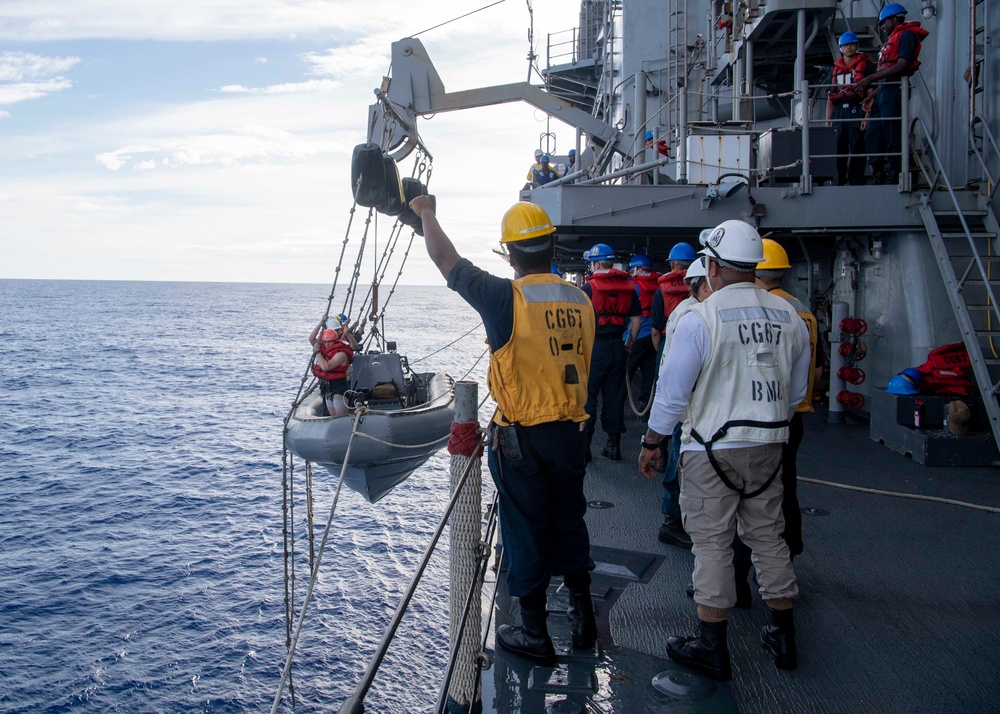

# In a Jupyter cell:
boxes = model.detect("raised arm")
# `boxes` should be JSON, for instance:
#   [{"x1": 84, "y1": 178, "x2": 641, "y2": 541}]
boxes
[{"x1": 410, "y1": 195, "x2": 461, "y2": 279}]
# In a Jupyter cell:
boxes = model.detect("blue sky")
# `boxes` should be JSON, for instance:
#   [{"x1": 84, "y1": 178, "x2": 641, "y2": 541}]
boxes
[{"x1": 0, "y1": 1, "x2": 579, "y2": 284}]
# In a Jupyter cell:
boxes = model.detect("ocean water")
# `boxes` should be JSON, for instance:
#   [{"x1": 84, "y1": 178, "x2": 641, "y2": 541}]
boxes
[{"x1": 0, "y1": 280, "x2": 491, "y2": 713}]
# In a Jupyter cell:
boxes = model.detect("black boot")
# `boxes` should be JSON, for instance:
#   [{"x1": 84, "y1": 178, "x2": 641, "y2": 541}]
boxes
[
  {"x1": 600, "y1": 433, "x2": 621, "y2": 461},
  {"x1": 566, "y1": 588, "x2": 597, "y2": 649},
  {"x1": 497, "y1": 601, "x2": 555, "y2": 666},
  {"x1": 584, "y1": 435, "x2": 592, "y2": 464},
  {"x1": 667, "y1": 619, "x2": 732, "y2": 682},
  {"x1": 734, "y1": 561, "x2": 753, "y2": 609},
  {"x1": 761, "y1": 606, "x2": 797, "y2": 670},
  {"x1": 658, "y1": 516, "x2": 692, "y2": 548}
]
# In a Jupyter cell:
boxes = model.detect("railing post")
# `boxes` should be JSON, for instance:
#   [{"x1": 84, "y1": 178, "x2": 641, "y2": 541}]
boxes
[
  {"x1": 800, "y1": 79, "x2": 812, "y2": 195},
  {"x1": 679, "y1": 89, "x2": 688, "y2": 184},
  {"x1": 447, "y1": 381, "x2": 482, "y2": 714},
  {"x1": 900, "y1": 77, "x2": 911, "y2": 192}
]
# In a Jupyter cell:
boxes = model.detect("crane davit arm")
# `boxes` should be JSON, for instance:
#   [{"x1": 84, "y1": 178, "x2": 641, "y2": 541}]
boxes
[{"x1": 370, "y1": 38, "x2": 622, "y2": 162}]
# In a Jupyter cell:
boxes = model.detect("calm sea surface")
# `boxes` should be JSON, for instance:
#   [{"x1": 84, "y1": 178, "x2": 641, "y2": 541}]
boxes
[{"x1": 0, "y1": 279, "x2": 492, "y2": 713}]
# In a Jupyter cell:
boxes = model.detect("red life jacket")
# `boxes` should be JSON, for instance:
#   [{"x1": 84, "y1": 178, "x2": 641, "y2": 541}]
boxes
[
  {"x1": 588, "y1": 269, "x2": 634, "y2": 327},
  {"x1": 632, "y1": 272, "x2": 662, "y2": 318},
  {"x1": 312, "y1": 340, "x2": 353, "y2": 381},
  {"x1": 657, "y1": 269, "x2": 689, "y2": 319},
  {"x1": 915, "y1": 342, "x2": 975, "y2": 396},
  {"x1": 878, "y1": 21, "x2": 929, "y2": 75},
  {"x1": 830, "y1": 54, "x2": 875, "y2": 103}
]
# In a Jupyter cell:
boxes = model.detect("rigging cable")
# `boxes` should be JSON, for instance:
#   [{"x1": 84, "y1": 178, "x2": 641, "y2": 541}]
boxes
[
  {"x1": 273, "y1": 408, "x2": 369, "y2": 714},
  {"x1": 411, "y1": 0, "x2": 507, "y2": 38},
  {"x1": 411, "y1": 323, "x2": 485, "y2": 364}
]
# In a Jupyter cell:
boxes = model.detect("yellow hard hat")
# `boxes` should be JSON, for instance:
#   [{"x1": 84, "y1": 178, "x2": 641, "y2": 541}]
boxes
[
  {"x1": 500, "y1": 202, "x2": 556, "y2": 244},
  {"x1": 758, "y1": 238, "x2": 791, "y2": 270}
]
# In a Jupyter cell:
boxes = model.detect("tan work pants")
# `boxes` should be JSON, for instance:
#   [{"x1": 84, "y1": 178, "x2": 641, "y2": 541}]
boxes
[{"x1": 680, "y1": 445, "x2": 798, "y2": 610}]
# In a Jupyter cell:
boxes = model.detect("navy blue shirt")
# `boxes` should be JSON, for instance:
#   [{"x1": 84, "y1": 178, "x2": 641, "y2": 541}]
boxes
[
  {"x1": 447, "y1": 258, "x2": 514, "y2": 352},
  {"x1": 897, "y1": 30, "x2": 918, "y2": 64}
]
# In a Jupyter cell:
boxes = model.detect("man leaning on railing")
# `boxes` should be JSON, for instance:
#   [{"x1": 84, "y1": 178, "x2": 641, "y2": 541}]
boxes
[{"x1": 856, "y1": 3, "x2": 930, "y2": 185}]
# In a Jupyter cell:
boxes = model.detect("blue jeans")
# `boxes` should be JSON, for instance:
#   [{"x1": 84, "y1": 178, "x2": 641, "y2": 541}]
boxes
[
  {"x1": 661, "y1": 422, "x2": 683, "y2": 519},
  {"x1": 488, "y1": 421, "x2": 594, "y2": 599}
]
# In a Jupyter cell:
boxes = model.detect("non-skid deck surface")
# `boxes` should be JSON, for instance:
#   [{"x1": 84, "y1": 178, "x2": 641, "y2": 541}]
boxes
[{"x1": 479, "y1": 411, "x2": 1000, "y2": 713}]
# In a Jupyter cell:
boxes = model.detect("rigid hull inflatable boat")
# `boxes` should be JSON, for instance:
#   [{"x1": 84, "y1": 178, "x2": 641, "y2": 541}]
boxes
[{"x1": 285, "y1": 353, "x2": 455, "y2": 503}]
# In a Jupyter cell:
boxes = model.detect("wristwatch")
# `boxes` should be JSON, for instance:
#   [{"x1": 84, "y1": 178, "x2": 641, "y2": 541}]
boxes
[{"x1": 640, "y1": 438, "x2": 661, "y2": 450}]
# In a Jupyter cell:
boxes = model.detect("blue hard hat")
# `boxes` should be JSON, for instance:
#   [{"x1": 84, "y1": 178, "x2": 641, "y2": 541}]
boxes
[
  {"x1": 540, "y1": 154, "x2": 550, "y2": 162},
  {"x1": 629, "y1": 254, "x2": 653, "y2": 269},
  {"x1": 879, "y1": 3, "x2": 907, "y2": 23},
  {"x1": 839, "y1": 31, "x2": 859, "y2": 46},
  {"x1": 885, "y1": 367, "x2": 920, "y2": 396},
  {"x1": 551, "y1": 263, "x2": 564, "y2": 276},
  {"x1": 588, "y1": 243, "x2": 615, "y2": 262},
  {"x1": 644, "y1": 131, "x2": 654, "y2": 141},
  {"x1": 900, "y1": 367, "x2": 922, "y2": 383},
  {"x1": 568, "y1": 149, "x2": 576, "y2": 155},
  {"x1": 668, "y1": 242, "x2": 697, "y2": 261}
]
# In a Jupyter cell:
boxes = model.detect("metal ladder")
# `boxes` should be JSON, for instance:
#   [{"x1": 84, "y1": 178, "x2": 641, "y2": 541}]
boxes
[
  {"x1": 911, "y1": 118, "x2": 1000, "y2": 447},
  {"x1": 665, "y1": 0, "x2": 688, "y2": 135}
]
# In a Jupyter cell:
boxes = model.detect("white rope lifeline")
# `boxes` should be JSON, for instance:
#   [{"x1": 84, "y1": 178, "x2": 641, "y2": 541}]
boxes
[{"x1": 799, "y1": 477, "x2": 1000, "y2": 514}]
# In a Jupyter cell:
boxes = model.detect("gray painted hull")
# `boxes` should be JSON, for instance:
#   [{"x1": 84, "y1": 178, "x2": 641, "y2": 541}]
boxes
[{"x1": 285, "y1": 372, "x2": 455, "y2": 503}]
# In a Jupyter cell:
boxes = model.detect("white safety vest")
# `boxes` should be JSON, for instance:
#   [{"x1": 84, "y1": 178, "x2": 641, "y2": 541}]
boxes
[
  {"x1": 683, "y1": 283, "x2": 803, "y2": 447},
  {"x1": 662, "y1": 295, "x2": 697, "y2": 357}
]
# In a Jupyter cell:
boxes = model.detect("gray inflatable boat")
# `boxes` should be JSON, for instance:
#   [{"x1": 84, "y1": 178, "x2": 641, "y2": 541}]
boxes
[{"x1": 285, "y1": 353, "x2": 455, "y2": 503}]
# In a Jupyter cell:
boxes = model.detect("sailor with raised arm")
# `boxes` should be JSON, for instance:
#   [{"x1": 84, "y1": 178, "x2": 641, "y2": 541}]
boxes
[
  {"x1": 409, "y1": 195, "x2": 598, "y2": 667},
  {"x1": 637, "y1": 220, "x2": 811, "y2": 682}
]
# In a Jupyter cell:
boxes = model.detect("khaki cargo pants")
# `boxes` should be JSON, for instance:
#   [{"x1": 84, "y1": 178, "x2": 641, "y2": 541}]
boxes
[{"x1": 680, "y1": 444, "x2": 798, "y2": 610}]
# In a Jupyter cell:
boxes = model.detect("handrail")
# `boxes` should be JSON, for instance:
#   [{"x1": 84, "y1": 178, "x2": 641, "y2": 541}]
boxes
[
  {"x1": 970, "y1": 115, "x2": 1000, "y2": 200},
  {"x1": 911, "y1": 116, "x2": 1000, "y2": 324}
]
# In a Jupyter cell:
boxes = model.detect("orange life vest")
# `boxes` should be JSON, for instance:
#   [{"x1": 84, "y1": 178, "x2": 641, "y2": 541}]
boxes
[
  {"x1": 588, "y1": 270, "x2": 634, "y2": 327},
  {"x1": 830, "y1": 54, "x2": 875, "y2": 103},
  {"x1": 878, "y1": 21, "x2": 928, "y2": 75},
  {"x1": 312, "y1": 340, "x2": 353, "y2": 381},
  {"x1": 657, "y1": 269, "x2": 689, "y2": 320},
  {"x1": 631, "y1": 273, "x2": 661, "y2": 318}
]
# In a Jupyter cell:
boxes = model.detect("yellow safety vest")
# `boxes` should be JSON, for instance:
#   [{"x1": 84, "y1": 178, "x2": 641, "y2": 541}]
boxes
[
  {"x1": 488, "y1": 273, "x2": 595, "y2": 426},
  {"x1": 771, "y1": 288, "x2": 818, "y2": 413}
]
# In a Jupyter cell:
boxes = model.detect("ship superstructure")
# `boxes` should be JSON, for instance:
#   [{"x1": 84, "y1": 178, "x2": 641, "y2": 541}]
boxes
[{"x1": 370, "y1": 0, "x2": 1000, "y2": 462}]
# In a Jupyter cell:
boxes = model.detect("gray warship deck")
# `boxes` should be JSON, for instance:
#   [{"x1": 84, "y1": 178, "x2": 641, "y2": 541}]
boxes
[{"x1": 480, "y1": 411, "x2": 1000, "y2": 713}]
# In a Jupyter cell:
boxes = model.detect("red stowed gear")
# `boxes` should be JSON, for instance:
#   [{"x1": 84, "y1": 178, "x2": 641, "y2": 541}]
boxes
[
  {"x1": 312, "y1": 340, "x2": 353, "y2": 381},
  {"x1": 588, "y1": 269, "x2": 634, "y2": 327},
  {"x1": 631, "y1": 272, "x2": 662, "y2": 318},
  {"x1": 657, "y1": 269, "x2": 689, "y2": 319},
  {"x1": 878, "y1": 21, "x2": 929, "y2": 74},
  {"x1": 830, "y1": 54, "x2": 876, "y2": 103}
]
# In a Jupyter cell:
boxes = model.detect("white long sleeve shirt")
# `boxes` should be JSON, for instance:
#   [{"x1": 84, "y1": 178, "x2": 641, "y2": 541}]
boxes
[{"x1": 648, "y1": 309, "x2": 812, "y2": 453}]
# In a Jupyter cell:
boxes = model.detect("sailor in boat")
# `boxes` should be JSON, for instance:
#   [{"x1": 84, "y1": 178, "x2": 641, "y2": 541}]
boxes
[
  {"x1": 638, "y1": 221, "x2": 811, "y2": 682},
  {"x1": 409, "y1": 194, "x2": 598, "y2": 667},
  {"x1": 309, "y1": 313, "x2": 359, "y2": 417}
]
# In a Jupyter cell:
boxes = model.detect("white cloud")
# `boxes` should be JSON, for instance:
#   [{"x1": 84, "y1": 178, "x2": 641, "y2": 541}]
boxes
[
  {"x1": 254, "y1": 57, "x2": 268, "y2": 64},
  {"x1": 96, "y1": 125, "x2": 339, "y2": 171},
  {"x1": 302, "y1": 37, "x2": 391, "y2": 80},
  {"x1": 0, "y1": 77, "x2": 73, "y2": 105},
  {"x1": 0, "y1": 110, "x2": 9, "y2": 119},
  {"x1": 219, "y1": 79, "x2": 340, "y2": 95},
  {"x1": 0, "y1": 50, "x2": 79, "y2": 80}
]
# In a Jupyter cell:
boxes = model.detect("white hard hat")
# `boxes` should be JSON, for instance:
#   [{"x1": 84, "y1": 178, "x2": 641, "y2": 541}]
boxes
[
  {"x1": 698, "y1": 228, "x2": 713, "y2": 246},
  {"x1": 684, "y1": 256, "x2": 708, "y2": 282},
  {"x1": 699, "y1": 220, "x2": 764, "y2": 267}
]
